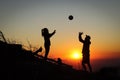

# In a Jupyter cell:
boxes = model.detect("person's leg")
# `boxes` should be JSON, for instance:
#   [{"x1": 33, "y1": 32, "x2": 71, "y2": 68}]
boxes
[
  {"x1": 87, "y1": 55, "x2": 92, "y2": 72},
  {"x1": 44, "y1": 46, "x2": 50, "y2": 60},
  {"x1": 82, "y1": 62, "x2": 86, "y2": 71},
  {"x1": 87, "y1": 63, "x2": 92, "y2": 72},
  {"x1": 82, "y1": 55, "x2": 87, "y2": 71}
]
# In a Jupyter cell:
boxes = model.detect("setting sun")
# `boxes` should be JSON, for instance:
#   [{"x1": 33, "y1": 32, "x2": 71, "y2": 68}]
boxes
[
  {"x1": 70, "y1": 50, "x2": 82, "y2": 59},
  {"x1": 73, "y1": 52, "x2": 80, "y2": 59}
]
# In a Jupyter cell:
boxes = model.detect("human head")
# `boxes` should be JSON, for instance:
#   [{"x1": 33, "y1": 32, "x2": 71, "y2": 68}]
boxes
[
  {"x1": 85, "y1": 35, "x2": 91, "y2": 40},
  {"x1": 41, "y1": 28, "x2": 49, "y2": 36}
]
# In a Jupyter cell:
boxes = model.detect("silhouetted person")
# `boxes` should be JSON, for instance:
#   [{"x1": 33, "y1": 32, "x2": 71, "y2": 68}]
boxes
[
  {"x1": 79, "y1": 32, "x2": 92, "y2": 72},
  {"x1": 41, "y1": 28, "x2": 56, "y2": 60}
]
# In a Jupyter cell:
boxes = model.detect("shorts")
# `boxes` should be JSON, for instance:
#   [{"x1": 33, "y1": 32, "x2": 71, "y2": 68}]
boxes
[{"x1": 82, "y1": 54, "x2": 90, "y2": 64}]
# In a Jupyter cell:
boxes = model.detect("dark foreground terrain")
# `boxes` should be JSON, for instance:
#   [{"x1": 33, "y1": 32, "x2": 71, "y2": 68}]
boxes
[{"x1": 0, "y1": 41, "x2": 120, "y2": 80}]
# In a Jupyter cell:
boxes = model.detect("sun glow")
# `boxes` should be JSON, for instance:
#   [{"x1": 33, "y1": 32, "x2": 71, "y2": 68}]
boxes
[{"x1": 70, "y1": 50, "x2": 82, "y2": 59}]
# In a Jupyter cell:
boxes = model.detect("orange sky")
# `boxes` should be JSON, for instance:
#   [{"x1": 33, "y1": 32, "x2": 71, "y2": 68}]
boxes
[{"x1": 0, "y1": 0, "x2": 120, "y2": 71}]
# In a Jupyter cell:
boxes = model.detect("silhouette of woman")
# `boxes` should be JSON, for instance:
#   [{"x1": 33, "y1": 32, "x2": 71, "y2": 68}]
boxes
[
  {"x1": 79, "y1": 32, "x2": 92, "y2": 72},
  {"x1": 41, "y1": 28, "x2": 56, "y2": 60}
]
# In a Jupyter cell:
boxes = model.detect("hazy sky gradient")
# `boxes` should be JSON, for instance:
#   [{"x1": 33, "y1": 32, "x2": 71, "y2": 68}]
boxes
[{"x1": 0, "y1": 0, "x2": 120, "y2": 70}]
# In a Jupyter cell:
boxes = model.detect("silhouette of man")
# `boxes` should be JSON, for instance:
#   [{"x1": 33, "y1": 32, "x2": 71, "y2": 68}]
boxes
[
  {"x1": 79, "y1": 32, "x2": 92, "y2": 72},
  {"x1": 41, "y1": 28, "x2": 56, "y2": 60}
]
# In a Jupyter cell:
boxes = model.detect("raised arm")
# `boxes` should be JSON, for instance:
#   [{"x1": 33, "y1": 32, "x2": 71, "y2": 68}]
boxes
[
  {"x1": 79, "y1": 32, "x2": 84, "y2": 43},
  {"x1": 49, "y1": 30, "x2": 56, "y2": 37}
]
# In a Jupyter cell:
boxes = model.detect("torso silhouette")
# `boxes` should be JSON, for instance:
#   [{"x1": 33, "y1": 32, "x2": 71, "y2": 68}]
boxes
[
  {"x1": 42, "y1": 28, "x2": 54, "y2": 46},
  {"x1": 79, "y1": 34, "x2": 91, "y2": 56},
  {"x1": 43, "y1": 33, "x2": 51, "y2": 46},
  {"x1": 82, "y1": 39, "x2": 91, "y2": 55},
  {"x1": 41, "y1": 28, "x2": 56, "y2": 60}
]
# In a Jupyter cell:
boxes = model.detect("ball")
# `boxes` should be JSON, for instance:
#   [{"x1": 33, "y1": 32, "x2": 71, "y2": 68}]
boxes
[{"x1": 68, "y1": 15, "x2": 73, "y2": 20}]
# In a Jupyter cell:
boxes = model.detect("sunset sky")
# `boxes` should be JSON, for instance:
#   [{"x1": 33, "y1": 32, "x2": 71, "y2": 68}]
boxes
[{"x1": 0, "y1": 0, "x2": 120, "y2": 71}]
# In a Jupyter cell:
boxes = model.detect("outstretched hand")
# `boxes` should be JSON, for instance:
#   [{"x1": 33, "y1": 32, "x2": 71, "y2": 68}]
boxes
[{"x1": 54, "y1": 30, "x2": 56, "y2": 33}]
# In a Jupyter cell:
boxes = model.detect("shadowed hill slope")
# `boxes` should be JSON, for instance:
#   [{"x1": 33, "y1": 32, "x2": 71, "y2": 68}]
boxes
[{"x1": 0, "y1": 41, "x2": 120, "y2": 80}]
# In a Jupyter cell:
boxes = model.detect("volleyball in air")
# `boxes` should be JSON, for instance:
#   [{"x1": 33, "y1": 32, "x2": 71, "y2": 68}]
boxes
[{"x1": 68, "y1": 15, "x2": 73, "y2": 20}]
